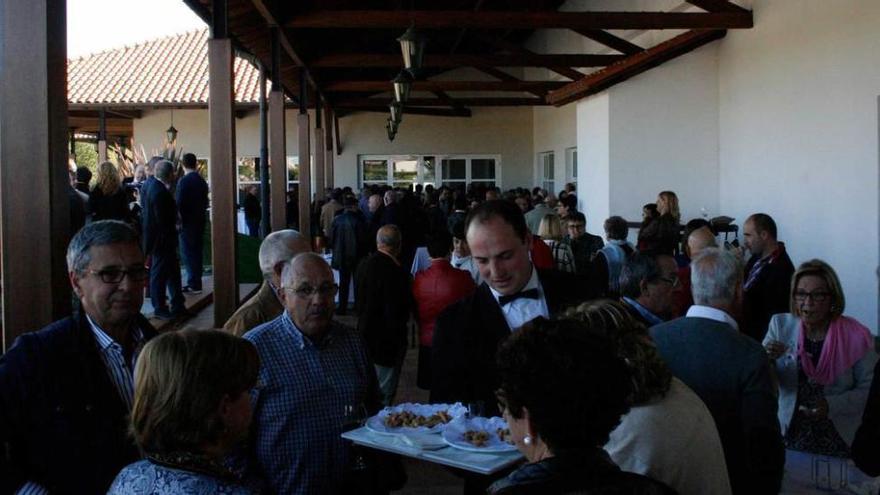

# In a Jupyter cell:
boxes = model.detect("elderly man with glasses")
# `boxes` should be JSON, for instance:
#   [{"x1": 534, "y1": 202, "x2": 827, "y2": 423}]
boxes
[
  {"x1": 618, "y1": 252, "x2": 679, "y2": 327},
  {"x1": 244, "y1": 252, "x2": 382, "y2": 494},
  {"x1": 0, "y1": 220, "x2": 158, "y2": 494}
]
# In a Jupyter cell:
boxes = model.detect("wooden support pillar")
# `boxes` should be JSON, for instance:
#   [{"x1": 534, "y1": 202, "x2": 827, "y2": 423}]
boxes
[
  {"x1": 269, "y1": 27, "x2": 287, "y2": 233},
  {"x1": 0, "y1": 0, "x2": 71, "y2": 349},
  {"x1": 258, "y1": 66, "x2": 270, "y2": 238},
  {"x1": 314, "y1": 98, "x2": 325, "y2": 199},
  {"x1": 324, "y1": 105, "x2": 334, "y2": 188},
  {"x1": 68, "y1": 128, "x2": 76, "y2": 161},
  {"x1": 207, "y1": 3, "x2": 238, "y2": 327},
  {"x1": 97, "y1": 108, "x2": 107, "y2": 162},
  {"x1": 298, "y1": 72, "x2": 311, "y2": 245}
]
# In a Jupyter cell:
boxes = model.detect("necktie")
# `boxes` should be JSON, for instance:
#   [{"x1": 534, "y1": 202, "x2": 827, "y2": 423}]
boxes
[{"x1": 498, "y1": 288, "x2": 540, "y2": 306}]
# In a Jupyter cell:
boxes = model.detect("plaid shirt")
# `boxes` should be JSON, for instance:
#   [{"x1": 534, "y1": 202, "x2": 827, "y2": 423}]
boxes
[{"x1": 244, "y1": 311, "x2": 379, "y2": 495}]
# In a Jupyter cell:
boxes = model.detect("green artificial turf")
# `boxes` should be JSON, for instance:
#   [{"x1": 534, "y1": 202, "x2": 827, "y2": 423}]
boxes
[{"x1": 201, "y1": 221, "x2": 263, "y2": 284}]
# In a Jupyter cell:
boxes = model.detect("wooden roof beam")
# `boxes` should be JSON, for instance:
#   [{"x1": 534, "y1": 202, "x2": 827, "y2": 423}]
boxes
[
  {"x1": 571, "y1": 29, "x2": 643, "y2": 55},
  {"x1": 334, "y1": 97, "x2": 547, "y2": 107},
  {"x1": 324, "y1": 80, "x2": 566, "y2": 92},
  {"x1": 432, "y1": 91, "x2": 469, "y2": 113},
  {"x1": 473, "y1": 67, "x2": 545, "y2": 98},
  {"x1": 547, "y1": 30, "x2": 726, "y2": 106},
  {"x1": 686, "y1": 1, "x2": 750, "y2": 13},
  {"x1": 309, "y1": 53, "x2": 623, "y2": 68},
  {"x1": 286, "y1": 10, "x2": 753, "y2": 30},
  {"x1": 474, "y1": 34, "x2": 583, "y2": 81}
]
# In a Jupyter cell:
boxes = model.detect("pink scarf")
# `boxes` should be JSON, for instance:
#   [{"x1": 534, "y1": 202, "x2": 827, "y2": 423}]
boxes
[{"x1": 798, "y1": 315, "x2": 873, "y2": 386}]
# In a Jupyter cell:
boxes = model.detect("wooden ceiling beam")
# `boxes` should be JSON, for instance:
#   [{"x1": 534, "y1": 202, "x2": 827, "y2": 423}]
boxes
[
  {"x1": 473, "y1": 67, "x2": 545, "y2": 98},
  {"x1": 547, "y1": 29, "x2": 726, "y2": 106},
  {"x1": 686, "y1": 0, "x2": 750, "y2": 13},
  {"x1": 432, "y1": 91, "x2": 468, "y2": 113},
  {"x1": 324, "y1": 80, "x2": 566, "y2": 92},
  {"x1": 474, "y1": 34, "x2": 583, "y2": 80},
  {"x1": 309, "y1": 53, "x2": 623, "y2": 68},
  {"x1": 334, "y1": 97, "x2": 547, "y2": 107},
  {"x1": 571, "y1": 29, "x2": 643, "y2": 55},
  {"x1": 286, "y1": 10, "x2": 753, "y2": 30}
]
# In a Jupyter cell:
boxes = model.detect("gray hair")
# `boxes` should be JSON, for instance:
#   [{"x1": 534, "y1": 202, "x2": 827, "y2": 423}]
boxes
[
  {"x1": 691, "y1": 247, "x2": 742, "y2": 307},
  {"x1": 154, "y1": 160, "x2": 175, "y2": 181},
  {"x1": 280, "y1": 252, "x2": 330, "y2": 289},
  {"x1": 257, "y1": 229, "x2": 309, "y2": 280},
  {"x1": 66, "y1": 220, "x2": 141, "y2": 273},
  {"x1": 619, "y1": 253, "x2": 663, "y2": 299}
]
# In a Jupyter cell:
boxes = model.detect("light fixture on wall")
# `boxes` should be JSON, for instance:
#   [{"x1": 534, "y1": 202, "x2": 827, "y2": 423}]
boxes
[
  {"x1": 389, "y1": 102, "x2": 403, "y2": 125},
  {"x1": 166, "y1": 108, "x2": 178, "y2": 143},
  {"x1": 386, "y1": 118, "x2": 397, "y2": 141},
  {"x1": 397, "y1": 25, "x2": 426, "y2": 76},
  {"x1": 392, "y1": 70, "x2": 413, "y2": 105}
]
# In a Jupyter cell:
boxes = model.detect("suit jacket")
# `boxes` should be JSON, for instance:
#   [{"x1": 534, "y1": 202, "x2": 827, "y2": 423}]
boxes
[
  {"x1": 0, "y1": 311, "x2": 156, "y2": 494},
  {"x1": 175, "y1": 170, "x2": 209, "y2": 229},
  {"x1": 742, "y1": 247, "x2": 795, "y2": 342},
  {"x1": 355, "y1": 252, "x2": 413, "y2": 367},
  {"x1": 223, "y1": 281, "x2": 283, "y2": 337},
  {"x1": 330, "y1": 210, "x2": 368, "y2": 271},
  {"x1": 430, "y1": 269, "x2": 594, "y2": 412},
  {"x1": 141, "y1": 178, "x2": 178, "y2": 255},
  {"x1": 650, "y1": 316, "x2": 784, "y2": 495},
  {"x1": 852, "y1": 360, "x2": 880, "y2": 476}
]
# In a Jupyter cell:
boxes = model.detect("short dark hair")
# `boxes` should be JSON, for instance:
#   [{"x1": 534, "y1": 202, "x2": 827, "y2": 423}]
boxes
[
  {"x1": 453, "y1": 196, "x2": 468, "y2": 211},
  {"x1": 619, "y1": 253, "x2": 663, "y2": 298},
  {"x1": 604, "y1": 216, "x2": 629, "y2": 241},
  {"x1": 496, "y1": 317, "x2": 632, "y2": 450},
  {"x1": 568, "y1": 211, "x2": 586, "y2": 225},
  {"x1": 683, "y1": 218, "x2": 713, "y2": 247},
  {"x1": 559, "y1": 194, "x2": 577, "y2": 212},
  {"x1": 182, "y1": 153, "x2": 197, "y2": 169},
  {"x1": 451, "y1": 220, "x2": 466, "y2": 240},
  {"x1": 342, "y1": 194, "x2": 358, "y2": 208},
  {"x1": 426, "y1": 231, "x2": 453, "y2": 258},
  {"x1": 67, "y1": 220, "x2": 141, "y2": 273},
  {"x1": 748, "y1": 213, "x2": 778, "y2": 239},
  {"x1": 465, "y1": 200, "x2": 528, "y2": 242},
  {"x1": 75, "y1": 166, "x2": 92, "y2": 183}
]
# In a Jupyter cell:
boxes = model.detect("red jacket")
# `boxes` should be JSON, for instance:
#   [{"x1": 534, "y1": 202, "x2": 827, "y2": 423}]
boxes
[
  {"x1": 413, "y1": 259, "x2": 476, "y2": 346},
  {"x1": 530, "y1": 235, "x2": 554, "y2": 270}
]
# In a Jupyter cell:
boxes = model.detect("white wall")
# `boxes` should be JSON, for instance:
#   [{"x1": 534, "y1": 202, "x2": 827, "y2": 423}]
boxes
[
  {"x1": 718, "y1": 0, "x2": 880, "y2": 329},
  {"x1": 577, "y1": 93, "x2": 611, "y2": 233},
  {"x1": 532, "y1": 104, "x2": 577, "y2": 192}
]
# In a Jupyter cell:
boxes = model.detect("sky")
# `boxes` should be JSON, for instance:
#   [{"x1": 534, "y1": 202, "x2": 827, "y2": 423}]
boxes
[{"x1": 67, "y1": 0, "x2": 206, "y2": 58}]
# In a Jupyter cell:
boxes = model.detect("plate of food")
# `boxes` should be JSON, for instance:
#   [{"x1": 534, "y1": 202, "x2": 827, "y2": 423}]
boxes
[
  {"x1": 442, "y1": 416, "x2": 519, "y2": 453},
  {"x1": 365, "y1": 402, "x2": 467, "y2": 435}
]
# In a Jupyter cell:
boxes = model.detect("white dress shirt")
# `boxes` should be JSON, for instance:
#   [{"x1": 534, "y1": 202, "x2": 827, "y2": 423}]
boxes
[
  {"x1": 489, "y1": 266, "x2": 549, "y2": 331},
  {"x1": 686, "y1": 305, "x2": 739, "y2": 331}
]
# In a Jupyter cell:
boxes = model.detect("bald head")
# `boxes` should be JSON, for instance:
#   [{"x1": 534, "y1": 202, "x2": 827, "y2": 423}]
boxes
[
  {"x1": 687, "y1": 226, "x2": 718, "y2": 260},
  {"x1": 368, "y1": 194, "x2": 382, "y2": 213},
  {"x1": 258, "y1": 230, "x2": 310, "y2": 287},
  {"x1": 377, "y1": 225, "x2": 402, "y2": 258},
  {"x1": 281, "y1": 253, "x2": 335, "y2": 337}
]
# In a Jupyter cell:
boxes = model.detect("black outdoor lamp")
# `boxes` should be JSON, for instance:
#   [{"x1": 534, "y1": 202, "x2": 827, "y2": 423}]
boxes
[
  {"x1": 397, "y1": 25, "x2": 426, "y2": 75},
  {"x1": 385, "y1": 118, "x2": 397, "y2": 141},
  {"x1": 392, "y1": 70, "x2": 413, "y2": 105},
  {"x1": 166, "y1": 108, "x2": 178, "y2": 143},
  {"x1": 389, "y1": 101, "x2": 403, "y2": 125}
]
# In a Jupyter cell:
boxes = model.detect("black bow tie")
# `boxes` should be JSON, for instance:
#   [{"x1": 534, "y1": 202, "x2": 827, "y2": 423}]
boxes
[{"x1": 498, "y1": 288, "x2": 540, "y2": 306}]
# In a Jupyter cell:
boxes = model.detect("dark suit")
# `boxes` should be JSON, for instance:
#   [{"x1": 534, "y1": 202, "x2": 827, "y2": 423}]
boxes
[
  {"x1": 175, "y1": 170, "x2": 209, "y2": 290},
  {"x1": 331, "y1": 209, "x2": 368, "y2": 313},
  {"x1": 650, "y1": 316, "x2": 784, "y2": 495},
  {"x1": 0, "y1": 311, "x2": 156, "y2": 494},
  {"x1": 742, "y1": 247, "x2": 795, "y2": 342},
  {"x1": 355, "y1": 252, "x2": 413, "y2": 367},
  {"x1": 142, "y1": 177, "x2": 184, "y2": 312},
  {"x1": 430, "y1": 269, "x2": 593, "y2": 414},
  {"x1": 851, "y1": 360, "x2": 880, "y2": 476}
]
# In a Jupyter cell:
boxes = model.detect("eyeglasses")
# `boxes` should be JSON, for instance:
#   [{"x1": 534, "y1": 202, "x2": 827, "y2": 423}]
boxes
[
  {"x1": 86, "y1": 266, "x2": 149, "y2": 284},
  {"x1": 284, "y1": 283, "x2": 339, "y2": 298},
  {"x1": 657, "y1": 275, "x2": 680, "y2": 288},
  {"x1": 794, "y1": 290, "x2": 831, "y2": 303}
]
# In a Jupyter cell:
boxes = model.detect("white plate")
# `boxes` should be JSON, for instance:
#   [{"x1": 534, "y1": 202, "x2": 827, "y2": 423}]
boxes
[
  {"x1": 442, "y1": 416, "x2": 519, "y2": 453},
  {"x1": 365, "y1": 402, "x2": 467, "y2": 435}
]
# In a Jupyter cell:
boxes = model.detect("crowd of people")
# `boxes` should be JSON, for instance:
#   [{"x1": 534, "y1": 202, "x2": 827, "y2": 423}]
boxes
[{"x1": 1, "y1": 170, "x2": 879, "y2": 495}]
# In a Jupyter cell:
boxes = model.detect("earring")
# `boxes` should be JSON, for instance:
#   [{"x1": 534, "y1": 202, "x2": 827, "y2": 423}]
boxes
[{"x1": 523, "y1": 435, "x2": 532, "y2": 446}]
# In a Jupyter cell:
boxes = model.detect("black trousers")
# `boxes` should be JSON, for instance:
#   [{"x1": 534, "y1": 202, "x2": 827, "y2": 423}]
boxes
[
  {"x1": 149, "y1": 245, "x2": 185, "y2": 312},
  {"x1": 338, "y1": 268, "x2": 353, "y2": 312},
  {"x1": 179, "y1": 221, "x2": 204, "y2": 290}
]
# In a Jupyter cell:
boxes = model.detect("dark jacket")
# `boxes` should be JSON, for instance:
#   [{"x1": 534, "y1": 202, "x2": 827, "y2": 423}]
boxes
[
  {"x1": 330, "y1": 209, "x2": 368, "y2": 271},
  {"x1": 851, "y1": 360, "x2": 880, "y2": 476},
  {"x1": 650, "y1": 316, "x2": 784, "y2": 495},
  {"x1": 637, "y1": 214, "x2": 679, "y2": 255},
  {"x1": 488, "y1": 448, "x2": 676, "y2": 495},
  {"x1": 0, "y1": 311, "x2": 156, "y2": 494},
  {"x1": 568, "y1": 232, "x2": 604, "y2": 277},
  {"x1": 355, "y1": 252, "x2": 413, "y2": 366},
  {"x1": 430, "y1": 269, "x2": 595, "y2": 412},
  {"x1": 141, "y1": 178, "x2": 178, "y2": 255},
  {"x1": 742, "y1": 245, "x2": 795, "y2": 342},
  {"x1": 243, "y1": 193, "x2": 261, "y2": 222},
  {"x1": 175, "y1": 170, "x2": 209, "y2": 229},
  {"x1": 88, "y1": 186, "x2": 131, "y2": 223}
]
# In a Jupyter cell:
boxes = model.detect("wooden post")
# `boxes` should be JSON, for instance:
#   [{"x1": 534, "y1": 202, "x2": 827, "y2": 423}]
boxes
[
  {"x1": 314, "y1": 98, "x2": 325, "y2": 200},
  {"x1": 297, "y1": 72, "x2": 311, "y2": 245},
  {"x1": 324, "y1": 105, "x2": 334, "y2": 187},
  {"x1": 208, "y1": 0, "x2": 238, "y2": 327},
  {"x1": 0, "y1": 0, "x2": 71, "y2": 349},
  {"x1": 269, "y1": 27, "x2": 287, "y2": 233},
  {"x1": 97, "y1": 108, "x2": 107, "y2": 162},
  {"x1": 258, "y1": 66, "x2": 270, "y2": 238}
]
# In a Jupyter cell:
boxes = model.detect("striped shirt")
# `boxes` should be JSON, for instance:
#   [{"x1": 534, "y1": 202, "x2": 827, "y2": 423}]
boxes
[
  {"x1": 16, "y1": 317, "x2": 145, "y2": 495},
  {"x1": 244, "y1": 311, "x2": 379, "y2": 494}
]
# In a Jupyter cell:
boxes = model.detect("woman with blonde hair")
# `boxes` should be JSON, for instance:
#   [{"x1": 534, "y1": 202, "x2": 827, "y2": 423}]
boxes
[
  {"x1": 637, "y1": 190, "x2": 680, "y2": 255},
  {"x1": 764, "y1": 259, "x2": 878, "y2": 458},
  {"x1": 538, "y1": 213, "x2": 575, "y2": 273},
  {"x1": 88, "y1": 161, "x2": 131, "y2": 223},
  {"x1": 108, "y1": 330, "x2": 261, "y2": 494}
]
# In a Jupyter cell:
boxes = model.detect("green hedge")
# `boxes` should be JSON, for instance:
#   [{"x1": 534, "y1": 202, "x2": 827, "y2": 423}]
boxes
[{"x1": 201, "y1": 221, "x2": 263, "y2": 283}]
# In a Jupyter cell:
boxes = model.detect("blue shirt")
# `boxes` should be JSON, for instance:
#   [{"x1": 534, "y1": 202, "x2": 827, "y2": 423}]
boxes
[
  {"x1": 244, "y1": 311, "x2": 379, "y2": 494},
  {"x1": 108, "y1": 460, "x2": 258, "y2": 495}
]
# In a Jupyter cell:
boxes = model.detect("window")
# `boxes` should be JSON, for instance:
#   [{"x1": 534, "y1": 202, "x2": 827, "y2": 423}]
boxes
[
  {"x1": 565, "y1": 147, "x2": 577, "y2": 183},
  {"x1": 237, "y1": 156, "x2": 300, "y2": 195},
  {"x1": 538, "y1": 151, "x2": 554, "y2": 192},
  {"x1": 358, "y1": 155, "x2": 498, "y2": 189}
]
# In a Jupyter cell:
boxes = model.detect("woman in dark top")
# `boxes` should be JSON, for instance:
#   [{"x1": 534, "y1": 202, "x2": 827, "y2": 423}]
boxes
[
  {"x1": 489, "y1": 317, "x2": 675, "y2": 495},
  {"x1": 637, "y1": 191, "x2": 680, "y2": 255},
  {"x1": 88, "y1": 161, "x2": 132, "y2": 223}
]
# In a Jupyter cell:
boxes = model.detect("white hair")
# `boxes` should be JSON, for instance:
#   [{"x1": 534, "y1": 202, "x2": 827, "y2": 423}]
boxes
[
  {"x1": 257, "y1": 230, "x2": 308, "y2": 280},
  {"x1": 691, "y1": 247, "x2": 742, "y2": 307}
]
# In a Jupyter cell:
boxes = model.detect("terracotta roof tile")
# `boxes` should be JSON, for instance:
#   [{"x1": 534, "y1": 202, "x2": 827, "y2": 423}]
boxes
[{"x1": 68, "y1": 29, "x2": 264, "y2": 105}]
